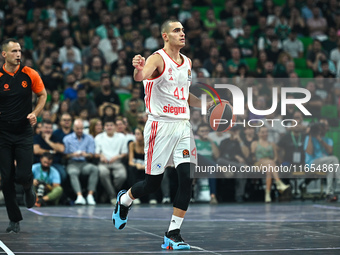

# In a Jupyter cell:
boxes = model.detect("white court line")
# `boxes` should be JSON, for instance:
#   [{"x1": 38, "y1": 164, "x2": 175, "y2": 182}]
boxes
[
  {"x1": 127, "y1": 226, "x2": 222, "y2": 255},
  {"x1": 6, "y1": 247, "x2": 340, "y2": 254},
  {"x1": 0, "y1": 241, "x2": 15, "y2": 255}
]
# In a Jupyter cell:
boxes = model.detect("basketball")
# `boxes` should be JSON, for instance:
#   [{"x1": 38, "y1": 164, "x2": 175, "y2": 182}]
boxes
[{"x1": 206, "y1": 101, "x2": 236, "y2": 132}]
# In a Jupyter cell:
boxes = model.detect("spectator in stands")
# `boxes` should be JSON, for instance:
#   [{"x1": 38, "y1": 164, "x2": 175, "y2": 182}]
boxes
[
  {"x1": 211, "y1": 21, "x2": 229, "y2": 46},
  {"x1": 196, "y1": 124, "x2": 220, "y2": 204},
  {"x1": 85, "y1": 55, "x2": 108, "y2": 90},
  {"x1": 115, "y1": 117, "x2": 135, "y2": 145},
  {"x1": 33, "y1": 153, "x2": 63, "y2": 207},
  {"x1": 59, "y1": 37, "x2": 82, "y2": 64},
  {"x1": 94, "y1": 74, "x2": 120, "y2": 107},
  {"x1": 53, "y1": 113, "x2": 73, "y2": 142},
  {"x1": 319, "y1": 60, "x2": 336, "y2": 78},
  {"x1": 82, "y1": 36, "x2": 104, "y2": 64},
  {"x1": 219, "y1": 0, "x2": 234, "y2": 20},
  {"x1": 306, "y1": 39, "x2": 328, "y2": 70},
  {"x1": 218, "y1": 126, "x2": 247, "y2": 202},
  {"x1": 265, "y1": 36, "x2": 282, "y2": 64},
  {"x1": 74, "y1": 14, "x2": 95, "y2": 50},
  {"x1": 258, "y1": 26, "x2": 283, "y2": 52},
  {"x1": 32, "y1": 39, "x2": 52, "y2": 68},
  {"x1": 307, "y1": 6, "x2": 327, "y2": 39},
  {"x1": 237, "y1": 24, "x2": 257, "y2": 58},
  {"x1": 178, "y1": 0, "x2": 192, "y2": 24},
  {"x1": 304, "y1": 118, "x2": 340, "y2": 202},
  {"x1": 255, "y1": 51, "x2": 268, "y2": 76},
  {"x1": 69, "y1": 86, "x2": 97, "y2": 118},
  {"x1": 62, "y1": 49, "x2": 81, "y2": 75},
  {"x1": 47, "y1": 0, "x2": 69, "y2": 29},
  {"x1": 304, "y1": 81, "x2": 323, "y2": 118},
  {"x1": 95, "y1": 117, "x2": 127, "y2": 204},
  {"x1": 302, "y1": 0, "x2": 319, "y2": 21},
  {"x1": 46, "y1": 90, "x2": 62, "y2": 124},
  {"x1": 288, "y1": 7, "x2": 306, "y2": 37},
  {"x1": 112, "y1": 64, "x2": 133, "y2": 94},
  {"x1": 191, "y1": 58, "x2": 210, "y2": 78},
  {"x1": 39, "y1": 57, "x2": 64, "y2": 93},
  {"x1": 253, "y1": 16, "x2": 267, "y2": 43},
  {"x1": 144, "y1": 24, "x2": 161, "y2": 51},
  {"x1": 124, "y1": 98, "x2": 139, "y2": 131},
  {"x1": 124, "y1": 86, "x2": 145, "y2": 113},
  {"x1": 66, "y1": 0, "x2": 87, "y2": 18},
  {"x1": 330, "y1": 38, "x2": 340, "y2": 65},
  {"x1": 261, "y1": 0, "x2": 275, "y2": 19},
  {"x1": 87, "y1": 0, "x2": 107, "y2": 27},
  {"x1": 204, "y1": 9, "x2": 219, "y2": 37},
  {"x1": 95, "y1": 13, "x2": 120, "y2": 39},
  {"x1": 33, "y1": 120, "x2": 66, "y2": 182},
  {"x1": 251, "y1": 126, "x2": 290, "y2": 202},
  {"x1": 230, "y1": 16, "x2": 244, "y2": 39},
  {"x1": 226, "y1": 47, "x2": 247, "y2": 77},
  {"x1": 63, "y1": 119, "x2": 99, "y2": 205},
  {"x1": 283, "y1": 29, "x2": 304, "y2": 58},
  {"x1": 86, "y1": 118, "x2": 103, "y2": 139},
  {"x1": 322, "y1": 27, "x2": 337, "y2": 55}
]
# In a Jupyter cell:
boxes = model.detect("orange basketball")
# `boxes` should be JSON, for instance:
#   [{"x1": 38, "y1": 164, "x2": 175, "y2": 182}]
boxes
[{"x1": 206, "y1": 101, "x2": 236, "y2": 132}]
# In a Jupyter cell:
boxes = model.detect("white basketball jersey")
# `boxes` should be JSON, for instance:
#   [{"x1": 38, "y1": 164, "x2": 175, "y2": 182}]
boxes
[{"x1": 143, "y1": 49, "x2": 192, "y2": 121}]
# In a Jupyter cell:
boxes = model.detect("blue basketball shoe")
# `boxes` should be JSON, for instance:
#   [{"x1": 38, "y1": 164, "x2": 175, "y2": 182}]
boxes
[
  {"x1": 161, "y1": 229, "x2": 190, "y2": 250},
  {"x1": 112, "y1": 190, "x2": 130, "y2": 230}
]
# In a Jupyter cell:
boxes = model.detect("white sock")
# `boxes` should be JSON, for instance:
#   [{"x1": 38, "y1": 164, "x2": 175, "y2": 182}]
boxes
[
  {"x1": 168, "y1": 215, "x2": 183, "y2": 232},
  {"x1": 120, "y1": 192, "x2": 133, "y2": 206}
]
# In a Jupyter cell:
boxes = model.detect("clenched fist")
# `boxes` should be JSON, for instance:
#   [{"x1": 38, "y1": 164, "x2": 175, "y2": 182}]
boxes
[{"x1": 132, "y1": 54, "x2": 145, "y2": 71}]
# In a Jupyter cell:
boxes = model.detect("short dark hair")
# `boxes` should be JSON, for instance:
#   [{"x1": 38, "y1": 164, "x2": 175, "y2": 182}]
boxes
[
  {"x1": 41, "y1": 152, "x2": 53, "y2": 161},
  {"x1": 41, "y1": 119, "x2": 53, "y2": 126},
  {"x1": 161, "y1": 19, "x2": 181, "y2": 33},
  {"x1": 103, "y1": 116, "x2": 115, "y2": 125},
  {"x1": 1, "y1": 38, "x2": 19, "y2": 51}
]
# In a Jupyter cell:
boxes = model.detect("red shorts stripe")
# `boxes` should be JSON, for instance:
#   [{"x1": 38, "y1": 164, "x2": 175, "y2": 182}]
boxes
[{"x1": 146, "y1": 121, "x2": 158, "y2": 174}]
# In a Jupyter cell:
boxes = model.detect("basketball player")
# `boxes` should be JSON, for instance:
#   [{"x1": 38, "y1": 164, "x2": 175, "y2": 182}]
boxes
[{"x1": 112, "y1": 20, "x2": 204, "y2": 250}]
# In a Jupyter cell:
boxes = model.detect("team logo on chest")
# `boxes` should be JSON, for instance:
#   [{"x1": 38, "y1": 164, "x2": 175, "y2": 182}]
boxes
[
  {"x1": 22, "y1": 81, "x2": 28, "y2": 88},
  {"x1": 168, "y1": 68, "x2": 173, "y2": 81},
  {"x1": 4, "y1": 84, "x2": 10, "y2": 91}
]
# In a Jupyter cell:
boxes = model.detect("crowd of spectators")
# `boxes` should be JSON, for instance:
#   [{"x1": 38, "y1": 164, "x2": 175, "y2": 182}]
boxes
[{"x1": 0, "y1": 0, "x2": 340, "y2": 205}]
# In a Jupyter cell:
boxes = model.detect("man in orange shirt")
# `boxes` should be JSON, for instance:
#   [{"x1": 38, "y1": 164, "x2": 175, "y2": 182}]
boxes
[{"x1": 0, "y1": 38, "x2": 47, "y2": 233}]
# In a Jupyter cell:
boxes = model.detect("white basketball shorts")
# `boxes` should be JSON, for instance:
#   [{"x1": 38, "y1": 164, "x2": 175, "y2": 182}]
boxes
[{"x1": 144, "y1": 119, "x2": 197, "y2": 175}]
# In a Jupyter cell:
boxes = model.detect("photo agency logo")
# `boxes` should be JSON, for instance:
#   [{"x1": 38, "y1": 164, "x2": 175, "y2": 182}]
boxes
[{"x1": 198, "y1": 80, "x2": 312, "y2": 128}]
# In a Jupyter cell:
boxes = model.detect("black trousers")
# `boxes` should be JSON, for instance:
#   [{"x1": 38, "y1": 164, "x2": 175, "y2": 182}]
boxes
[{"x1": 0, "y1": 123, "x2": 34, "y2": 222}]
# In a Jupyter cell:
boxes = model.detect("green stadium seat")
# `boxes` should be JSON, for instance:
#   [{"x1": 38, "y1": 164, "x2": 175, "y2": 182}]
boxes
[
  {"x1": 273, "y1": 0, "x2": 286, "y2": 5},
  {"x1": 212, "y1": 0, "x2": 225, "y2": 7},
  {"x1": 192, "y1": 6, "x2": 209, "y2": 19},
  {"x1": 245, "y1": 58, "x2": 257, "y2": 71},
  {"x1": 294, "y1": 58, "x2": 307, "y2": 69},
  {"x1": 214, "y1": 7, "x2": 224, "y2": 18},
  {"x1": 251, "y1": 25, "x2": 259, "y2": 35},
  {"x1": 299, "y1": 37, "x2": 314, "y2": 54},
  {"x1": 321, "y1": 105, "x2": 338, "y2": 119},
  {"x1": 295, "y1": 68, "x2": 314, "y2": 78},
  {"x1": 118, "y1": 93, "x2": 132, "y2": 114}
]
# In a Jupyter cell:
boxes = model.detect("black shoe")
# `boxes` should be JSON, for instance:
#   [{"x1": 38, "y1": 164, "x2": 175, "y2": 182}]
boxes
[
  {"x1": 6, "y1": 221, "x2": 20, "y2": 233},
  {"x1": 24, "y1": 186, "x2": 36, "y2": 208},
  {"x1": 161, "y1": 229, "x2": 190, "y2": 250},
  {"x1": 326, "y1": 194, "x2": 338, "y2": 202}
]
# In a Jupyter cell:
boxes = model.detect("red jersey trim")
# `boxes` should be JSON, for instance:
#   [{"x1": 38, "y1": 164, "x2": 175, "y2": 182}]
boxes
[
  {"x1": 146, "y1": 121, "x2": 158, "y2": 175},
  {"x1": 146, "y1": 53, "x2": 166, "y2": 81},
  {"x1": 162, "y1": 49, "x2": 185, "y2": 68}
]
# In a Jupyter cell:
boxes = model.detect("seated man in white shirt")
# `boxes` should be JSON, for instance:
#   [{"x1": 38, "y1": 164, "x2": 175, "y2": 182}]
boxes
[{"x1": 95, "y1": 116, "x2": 128, "y2": 204}]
